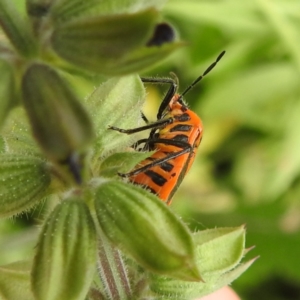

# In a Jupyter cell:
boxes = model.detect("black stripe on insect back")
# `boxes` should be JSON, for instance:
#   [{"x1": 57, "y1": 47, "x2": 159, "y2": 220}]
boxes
[
  {"x1": 170, "y1": 124, "x2": 192, "y2": 132},
  {"x1": 175, "y1": 113, "x2": 191, "y2": 122},
  {"x1": 172, "y1": 134, "x2": 189, "y2": 143},
  {"x1": 120, "y1": 139, "x2": 192, "y2": 178},
  {"x1": 145, "y1": 170, "x2": 167, "y2": 186},
  {"x1": 160, "y1": 161, "x2": 174, "y2": 172}
]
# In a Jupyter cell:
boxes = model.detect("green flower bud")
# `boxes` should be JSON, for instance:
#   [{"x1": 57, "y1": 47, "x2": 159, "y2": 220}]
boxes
[
  {"x1": 95, "y1": 180, "x2": 201, "y2": 281},
  {"x1": 51, "y1": 9, "x2": 159, "y2": 74},
  {"x1": 31, "y1": 198, "x2": 97, "y2": 300},
  {"x1": 0, "y1": 154, "x2": 51, "y2": 218},
  {"x1": 21, "y1": 62, "x2": 94, "y2": 163},
  {"x1": 51, "y1": 0, "x2": 168, "y2": 22},
  {"x1": 0, "y1": 0, "x2": 37, "y2": 57},
  {"x1": 50, "y1": 0, "x2": 103, "y2": 22}
]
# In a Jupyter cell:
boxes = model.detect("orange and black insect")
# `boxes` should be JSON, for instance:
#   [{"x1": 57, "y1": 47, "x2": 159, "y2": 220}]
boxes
[{"x1": 109, "y1": 51, "x2": 225, "y2": 204}]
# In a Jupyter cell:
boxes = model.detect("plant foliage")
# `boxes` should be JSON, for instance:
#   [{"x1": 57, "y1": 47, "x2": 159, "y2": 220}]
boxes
[{"x1": 0, "y1": 0, "x2": 257, "y2": 299}]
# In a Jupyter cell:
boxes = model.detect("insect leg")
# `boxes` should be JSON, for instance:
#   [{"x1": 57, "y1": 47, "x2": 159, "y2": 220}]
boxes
[
  {"x1": 141, "y1": 77, "x2": 178, "y2": 119},
  {"x1": 119, "y1": 139, "x2": 192, "y2": 177},
  {"x1": 130, "y1": 138, "x2": 151, "y2": 150},
  {"x1": 108, "y1": 117, "x2": 173, "y2": 134}
]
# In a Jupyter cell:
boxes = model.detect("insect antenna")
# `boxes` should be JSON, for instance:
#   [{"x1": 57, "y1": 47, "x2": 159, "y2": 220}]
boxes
[{"x1": 180, "y1": 50, "x2": 225, "y2": 98}]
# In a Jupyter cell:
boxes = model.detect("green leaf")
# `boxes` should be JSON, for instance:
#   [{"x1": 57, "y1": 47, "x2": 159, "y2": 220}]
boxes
[
  {"x1": 86, "y1": 75, "x2": 145, "y2": 159},
  {"x1": 21, "y1": 62, "x2": 94, "y2": 162},
  {"x1": 98, "y1": 151, "x2": 154, "y2": 178},
  {"x1": 95, "y1": 180, "x2": 201, "y2": 281},
  {"x1": 31, "y1": 198, "x2": 96, "y2": 300},
  {"x1": 0, "y1": 0, "x2": 37, "y2": 57},
  {"x1": 51, "y1": 9, "x2": 159, "y2": 74},
  {"x1": 0, "y1": 154, "x2": 51, "y2": 218},
  {"x1": 0, "y1": 60, "x2": 17, "y2": 129},
  {"x1": 0, "y1": 260, "x2": 34, "y2": 300}
]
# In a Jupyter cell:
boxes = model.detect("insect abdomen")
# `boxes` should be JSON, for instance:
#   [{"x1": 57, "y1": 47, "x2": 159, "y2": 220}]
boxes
[{"x1": 129, "y1": 111, "x2": 201, "y2": 203}]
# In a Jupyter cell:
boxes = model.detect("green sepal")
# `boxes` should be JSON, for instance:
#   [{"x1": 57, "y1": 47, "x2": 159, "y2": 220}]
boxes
[
  {"x1": 98, "y1": 151, "x2": 154, "y2": 178},
  {"x1": 0, "y1": 154, "x2": 51, "y2": 218},
  {"x1": 203, "y1": 257, "x2": 258, "y2": 296},
  {"x1": 51, "y1": 9, "x2": 159, "y2": 74},
  {"x1": 31, "y1": 198, "x2": 97, "y2": 300},
  {"x1": 0, "y1": 0, "x2": 37, "y2": 57},
  {"x1": 92, "y1": 228, "x2": 134, "y2": 300},
  {"x1": 149, "y1": 226, "x2": 255, "y2": 299},
  {"x1": 0, "y1": 60, "x2": 17, "y2": 129},
  {"x1": 50, "y1": 0, "x2": 106, "y2": 22},
  {"x1": 194, "y1": 226, "x2": 246, "y2": 274},
  {"x1": 94, "y1": 180, "x2": 202, "y2": 281},
  {"x1": 0, "y1": 260, "x2": 34, "y2": 300},
  {"x1": 86, "y1": 75, "x2": 145, "y2": 159},
  {"x1": 149, "y1": 258, "x2": 256, "y2": 300},
  {"x1": 51, "y1": 0, "x2": 168, "y2": 22},
  {"x1": 21, "y1": 62, "x2": 94, "y2": 162}
]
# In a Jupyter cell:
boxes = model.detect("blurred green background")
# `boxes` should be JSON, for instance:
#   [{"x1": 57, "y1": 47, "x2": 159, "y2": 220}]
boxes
[
  {"x1": 159, "y1": 1, "x2": 300, "y2": 299},
  {"x1": 1, "y1": 0, "x2": 300, "y2": 299}
]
